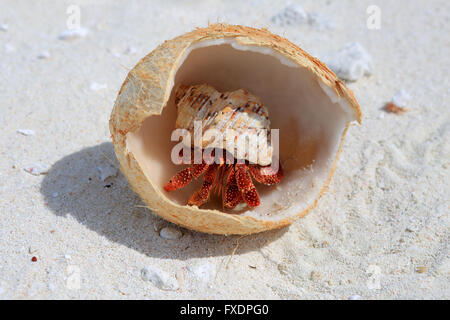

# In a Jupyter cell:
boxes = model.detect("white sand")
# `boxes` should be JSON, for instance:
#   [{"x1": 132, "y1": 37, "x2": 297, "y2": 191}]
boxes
[{"x1": 0, "y1": 0, "x2": 449, "y2": 299}]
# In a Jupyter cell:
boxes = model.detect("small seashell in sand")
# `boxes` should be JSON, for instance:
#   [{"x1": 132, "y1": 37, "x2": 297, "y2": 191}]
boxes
[
  {"x1": 307, "y1": 13, "x2": 335, "y2": 30},
  {"x1": 322, "y1": 42, "x2": 373, "y2": 81},
  {"x1": 37, "y1": 51, "x2": 51, "y2": 59},
  {"x1": 90, "y1": 82, "x2": 107, "y2": 91},
  {"x1": 17, "y1": 129, "x2": 35, "y2": 136},
  {"x1": 24, "y1": 163, "x2": 50, "y2": 176},
  {"x1": 186, "y1": 262, "x2": 215, "y2": 286},
  {"x1": 58, "y1": 27, "x2": 89, "y2": 40},
  {"x1": 392, "y1": 89, "x2": 411, "y2": 108},
  {"x1": 271, "y1": 4, "x2": 308, "y2": 26},
  {"x1": 141, "y1": 266, "x2": 178, "y2": 291},
  {"x1": 159, "y1": 226, "x2": 182, "y2": 240}
]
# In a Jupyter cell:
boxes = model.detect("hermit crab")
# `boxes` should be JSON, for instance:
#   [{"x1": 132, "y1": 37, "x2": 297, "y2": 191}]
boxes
[
  {"x1": 163, "y1": 84, "x2": 283, "y2": 209},
  {"x1": 110, "y1": 24, "x2": 361, "y2": 235}
]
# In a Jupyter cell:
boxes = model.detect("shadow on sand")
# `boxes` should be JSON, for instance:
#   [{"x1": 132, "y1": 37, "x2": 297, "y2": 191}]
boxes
[{"x1": 40, "y1": 142, "x2": 288, "y2": 260}]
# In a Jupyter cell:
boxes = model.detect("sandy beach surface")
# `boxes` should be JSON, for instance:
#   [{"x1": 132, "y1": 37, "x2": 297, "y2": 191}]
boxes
[{"x1": 0, "y1": 0, "x2": 449, "y2": 299}]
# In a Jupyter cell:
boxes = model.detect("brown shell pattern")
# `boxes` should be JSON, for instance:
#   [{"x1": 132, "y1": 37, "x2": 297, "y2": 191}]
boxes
[{"x1": 174, "y1": 84, "x2": 274, "y2": 165}]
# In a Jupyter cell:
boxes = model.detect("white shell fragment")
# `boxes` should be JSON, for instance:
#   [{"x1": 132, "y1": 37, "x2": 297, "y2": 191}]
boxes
[
  {"x1": 141, "y1": 266, "x2": 178, "y2": 291},
  {"x1": 186, "y1": 262, "x2": 216, "y2": 286},
  {"x1": 90, "y1": 82, "x2": 107, "y2": 91},
  {"x1": 271, "y1": 4, "x2": 308, "y2": 26},
  {"x1": 392, "y1": 89, "x2": 411, "y2": 108},
  {"x1": 97, "y1": 164, "x2": 117, "y2": 181},
  {"x1": 58, "y1": 27, "x2": 89, "y2": 40},
  {"x1": 159, "y1": 227, "x2": 182, "y2": 240},
  {"x1": 24, "y1": 163, "x2": 50, "y2": 176},
  {"x1": 322, "y1": 42, "x2": 373, "y2": 81},
  {"x1": 271, "y1": 5, "x2": 334, "y2": 30},
  {"x1": 37, "y1": 51, "x2": 51, "y2": 59},
  {"x1": 17, "y1": 129, "x2": 35, "y2": 136},
  {"x1": 307, "y1": 13, "x2": 335, "y2": 30}
]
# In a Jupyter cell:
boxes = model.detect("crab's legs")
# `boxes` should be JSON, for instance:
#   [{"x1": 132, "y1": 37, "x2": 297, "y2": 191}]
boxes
[
  {"x1": 164, "y1": 149, "x2": 283, "y2": 209},
  {"x1": 223, "y1": 166, "x2": 243, "y2": 209},
  {"x1": 235, "y1": 164, "x2": 260, "y2": 208},
  {"x1": 163, "y1": 162, "x2": 209, "y2": 192},
  {"x1": 163, "y1": 148, "x2": 212, "y2": 192},
  {"x1": 188, "y1": 164, "x2": 218, "y2": 206},
  {"x1": 249, "y1": 161, "x2": 283, "y2": 185}
]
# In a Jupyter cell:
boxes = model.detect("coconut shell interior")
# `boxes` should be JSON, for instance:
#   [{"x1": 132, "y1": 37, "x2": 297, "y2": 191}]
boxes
[{"x1": 126, "y1": 39, "x2": 355, "y2": 221}]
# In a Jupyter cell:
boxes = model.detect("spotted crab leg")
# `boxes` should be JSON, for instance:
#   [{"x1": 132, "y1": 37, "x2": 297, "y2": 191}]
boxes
[
  {"x1": 249, "y1": 161, "x2": 283, "y2": 185},
  {"x1": 235, "y1": 164, "x2": 260, "y2": 207},
  {"x1": 163, "y1": 162, "x2": 209, "y2": 192},
  {"x1": 188, "y1": 164, "x2": 218, "y2": 206},
  {"x1": 223, "y1": 166, "x2": 243, "y2": 209}
]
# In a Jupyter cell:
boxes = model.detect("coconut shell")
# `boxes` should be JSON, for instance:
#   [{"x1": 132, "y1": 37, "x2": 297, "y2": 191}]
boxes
[{"x1": 109, "y1": 24, "x2": 361, "y2": 235}]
